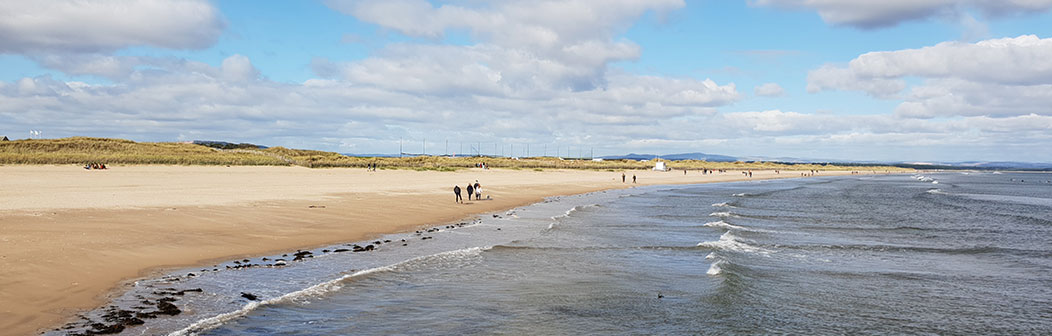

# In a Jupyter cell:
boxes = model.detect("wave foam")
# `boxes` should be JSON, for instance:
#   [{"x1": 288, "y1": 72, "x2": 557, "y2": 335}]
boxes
[
  {"x1": 697, "y1": 231, "x2": 771, "y2": 255},
  {"x1": 707, "y1": 260, "x2": 725, "y2": 275},
  {"x1": 913, "y1": 175, "x2": 935, "y2": 182},
  {"x1": 169, "y1": 247, "x2": 490, "y2": 336},
  {"x1": 711, "y1": 202, "x2": 734, "y2": 208},
  {"x1": 709, "y1": 212, "x2": 739, "y2": 218},
  {"x1": 549, "y1": 204, "x2": 598, "y2": 221},
  {"x1": 703, "y1": 220, "x2": 745, "y2": 230}
]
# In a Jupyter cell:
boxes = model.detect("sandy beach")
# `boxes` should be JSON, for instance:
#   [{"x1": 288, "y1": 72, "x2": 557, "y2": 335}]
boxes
[{"x1": 0, "y1": 165, "x2": 866, "y2": 334}]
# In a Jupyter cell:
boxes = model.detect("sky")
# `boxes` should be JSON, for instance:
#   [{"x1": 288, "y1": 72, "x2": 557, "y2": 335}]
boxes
[{"x1": 1, "y1": 0, "x2": 1051, "y2": 162}]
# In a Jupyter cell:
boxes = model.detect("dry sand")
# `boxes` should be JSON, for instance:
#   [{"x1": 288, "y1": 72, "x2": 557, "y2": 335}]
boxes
[{"x1": 0, "y1": 165, "x2": 866, "y2": 334}]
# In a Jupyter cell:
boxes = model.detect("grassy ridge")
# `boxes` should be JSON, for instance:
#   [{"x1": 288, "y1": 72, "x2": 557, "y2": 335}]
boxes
[
  {"x1": 0, "y1": 137, "x2": 911, "y2": 172},
  {"x1": 0, "y1": 137, "x2": 288, "y2": 166}
]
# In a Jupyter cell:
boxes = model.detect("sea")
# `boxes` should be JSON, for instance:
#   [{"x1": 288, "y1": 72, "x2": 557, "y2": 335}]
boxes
[{"x1": 54, "y1": 172, "x2": 1052, "y2": 335}]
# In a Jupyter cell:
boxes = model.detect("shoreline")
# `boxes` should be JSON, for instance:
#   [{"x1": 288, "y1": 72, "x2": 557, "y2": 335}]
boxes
[{"x1": 0, "y1": 165, "x2": 884, "y2": 335}]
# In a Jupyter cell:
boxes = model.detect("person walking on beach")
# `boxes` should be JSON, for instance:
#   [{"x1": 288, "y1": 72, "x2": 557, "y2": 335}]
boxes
[
  {"x1": 622, "y1": 173, "x2": 626, "y2": 183},
  {"x1": 633, "y1": 175, "x2": 637, "y2": 183},
  {"x1": 454, "y1": 185, "x2": 463, "y2": 203},
  {"x1": 474, "y1": 180, "x2": 482, "y2": 200},
  {"x1": 466, "y1": 183, "x2": 475, "y2": 201}
]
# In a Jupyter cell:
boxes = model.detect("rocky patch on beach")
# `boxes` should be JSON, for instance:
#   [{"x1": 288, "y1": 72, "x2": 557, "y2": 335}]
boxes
[
  {"x1": 60, "y1": 287, "x2": 201, "y2": 335},
  {"x1": 240, "y1": 292, "x2": 259, "y2": 301},
  {"x1": 55, "y1": 217, "x2": 489, "y2": 335}
]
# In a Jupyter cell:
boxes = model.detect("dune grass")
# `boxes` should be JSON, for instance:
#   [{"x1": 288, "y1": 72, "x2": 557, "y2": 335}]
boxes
[
  {"x1": 0, "y1": 137, "x2": 288, "y2": 166},
  {"x1": 0, "y1": 137, "x2": 911, "y2": 172}
]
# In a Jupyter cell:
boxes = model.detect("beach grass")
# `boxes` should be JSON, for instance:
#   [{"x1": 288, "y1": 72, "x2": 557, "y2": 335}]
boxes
[{"x1": 0, "y1": 137, "x2": 911, "y2": 172}]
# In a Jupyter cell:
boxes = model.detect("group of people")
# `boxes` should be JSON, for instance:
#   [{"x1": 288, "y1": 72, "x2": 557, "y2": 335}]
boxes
[
  {"x1": 453, "y1": 180, "x2": 483, "y2": 203},
  {"x1": 474, "y1": 162, "x2": 489, "y2": 169},
  {"x1": 366, "y1": 163, "x2": 379, "y2": 171},
  {"x1": 83, "y1": 162, "x2": 107, "y2": 170},
  {"x1": 742, "y1": 170, "x2": 753, "y2": 178}
]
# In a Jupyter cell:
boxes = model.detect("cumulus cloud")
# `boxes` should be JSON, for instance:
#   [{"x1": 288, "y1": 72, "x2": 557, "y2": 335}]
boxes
[
  {"x1": 754, "y1": 83, "x2": 786, "y2": 97},
  {"x1": 807, "y1": 35, "x2": 1052, "y2": 118},
  {"x1": 325, "y1": 0, "x2": 682, "y2": 91},
  {"x1": 750, "y1": 0, "x2": 1052, "y2": 28},
  {"x1": 0, "y1": 52, "x2": 737, "y2": 153},
  {"x1": 0, "y1": 0, "x2": 224, "y2": 54},
  {"x1": 4, "y1": 1, "x2": 1048, "y2": 161},
  {"x1": 220, "y1": 55, "x2": 261, "y2": 82},
  {"x1": 4, "y1": 60, "x2": 1050, "y2": 161},
  {"x1": 846, "y1": 35, "x2": 1052, "y2": 85}
]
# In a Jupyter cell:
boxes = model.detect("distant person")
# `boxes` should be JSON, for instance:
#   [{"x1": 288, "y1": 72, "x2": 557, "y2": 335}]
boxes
[
  {"x1": 454, "y1": 185, "x2": 463, "y2": 203},
  {"x1": 466, "y1": 183, "x2": 475, "y2": 201},
  {"x1": 633, "y1": 175, "x2": 636, "y2": 183},
  {"x1": 474, "y1": 180, "x2": 482, "y2": 200},
  {"x1": 622, "y1": 173, "x2": 626, "y2": 183}
]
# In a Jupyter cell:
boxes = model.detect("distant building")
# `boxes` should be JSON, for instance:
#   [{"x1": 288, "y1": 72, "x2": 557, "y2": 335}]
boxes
[
  {"x1": 653, "y1": 161, "x2": 667, "y2": 171},
  {"x1": 1, "y1": 136, "x2": 8, "y2": 141}
]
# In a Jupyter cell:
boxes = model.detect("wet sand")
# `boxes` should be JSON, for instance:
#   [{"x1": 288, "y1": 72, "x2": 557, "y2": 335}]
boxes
[{"x1": 0, "y1": 165, "x2": 864, "y2": 334}]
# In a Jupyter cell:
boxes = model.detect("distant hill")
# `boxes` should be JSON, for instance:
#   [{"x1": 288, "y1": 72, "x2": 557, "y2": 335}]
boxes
[
  {"x1": 0, "y1": 137, "x2": 916, "y2": 171},
  {"x1": 600, "y1": 152, "x2": 739, "y2": 162},
  {"x1": 898, "y1": 161, "x2": 1052, "y2": 171},
  {"x1": 193, "y1": 140, "x2": 267, "y2": 150}
]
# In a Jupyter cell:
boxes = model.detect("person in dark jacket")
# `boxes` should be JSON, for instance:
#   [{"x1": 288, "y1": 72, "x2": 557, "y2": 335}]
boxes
[
  {"x1": 466, "y1": 183, "x2": 475, "y2": 201},
  {"x1": 454, "y1": 185, "x2": 463, "y2": 203}
]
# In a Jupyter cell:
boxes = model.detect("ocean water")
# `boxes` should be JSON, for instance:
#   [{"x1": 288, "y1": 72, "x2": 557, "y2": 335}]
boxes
[{"x1": 55, "y1": 172, "x2": 1052, "y2": 335}]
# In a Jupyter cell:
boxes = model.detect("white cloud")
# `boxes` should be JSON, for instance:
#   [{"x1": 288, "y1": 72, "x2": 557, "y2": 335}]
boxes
[
  {"x1": 754, "y1": 82, "x2": 785, "y2": 97},
  {"x1": 220, "y1": 55, "x2": 261, "y2": 82},
  {"x1": 0, "y1": 0, "x2": 223, "y2": 54},
  {"x1": 894, "y1": 79, "x2": 1052, "y2": 118},
  {"x1": 4, "y1": 63, "x2": 1050, "y2": 161},
  {"x1": 2, "y1": 1, "x2": 1049, "y2": 162},
  {"x1": 808, "y1": 35, "x2": 1052, "y2": 118},
  {"x1": 750, "y1": 0, "x2": 1052, "y2": 28},
  {"x1": 325, "y1": 0, "x2": 682, "y2": 91},
  {"x1": 847, "y1": 35, "x2": 1052, "y2": 85},
  {"x1": 0, "y1": 53, "x2": 737, "y2": 152}
]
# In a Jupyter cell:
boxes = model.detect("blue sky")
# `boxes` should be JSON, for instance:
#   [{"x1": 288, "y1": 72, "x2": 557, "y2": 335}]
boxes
[{"x1": 1, "y1": 0, "x2": 1051, "y2": 162}]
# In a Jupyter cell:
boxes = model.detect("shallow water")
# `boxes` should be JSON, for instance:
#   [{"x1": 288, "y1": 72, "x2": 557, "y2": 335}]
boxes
[{"x1": 56, "y1": 172, "x2": 1052, "y2": 335}]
